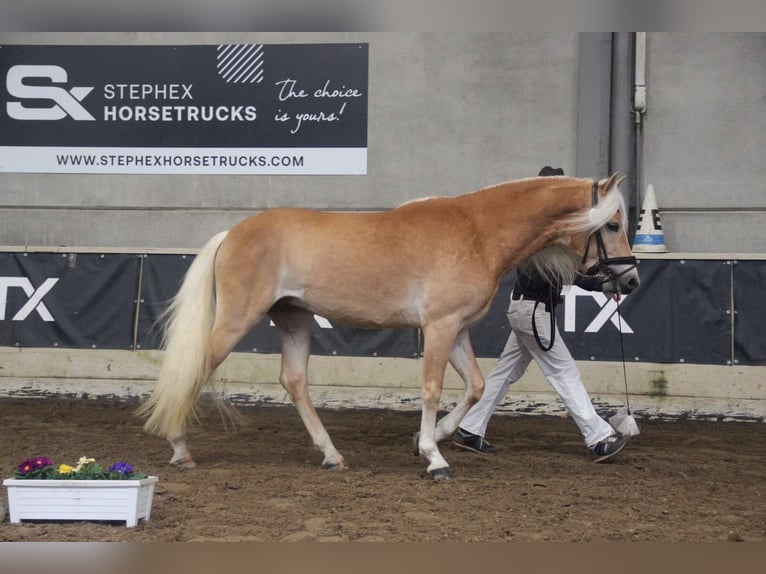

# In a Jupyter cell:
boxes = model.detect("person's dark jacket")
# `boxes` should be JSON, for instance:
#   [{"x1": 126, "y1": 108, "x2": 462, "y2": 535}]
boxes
[{"x1": 513, "y1": 267, "x2": 603, "y2": 311}]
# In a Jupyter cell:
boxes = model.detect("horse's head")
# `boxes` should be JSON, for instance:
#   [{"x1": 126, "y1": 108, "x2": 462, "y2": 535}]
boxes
[{"x1": 571, "y1": 173, "x2": 640, "y2": 296}]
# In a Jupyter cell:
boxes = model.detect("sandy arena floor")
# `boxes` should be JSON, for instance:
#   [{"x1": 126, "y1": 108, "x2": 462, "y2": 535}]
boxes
[{"x1": 1, "y1": 398, "x2": 764, "y2": 542}]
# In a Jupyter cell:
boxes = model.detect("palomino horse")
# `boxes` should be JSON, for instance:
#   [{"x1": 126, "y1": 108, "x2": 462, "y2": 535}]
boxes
[{"x1": 138, "y1": 174, "x2": 639, "y2": 480}]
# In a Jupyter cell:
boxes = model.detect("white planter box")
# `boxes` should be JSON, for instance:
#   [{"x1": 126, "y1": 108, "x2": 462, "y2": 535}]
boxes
[{"x1": 3, "y1": 476, "x2": 158, "y2": 527}]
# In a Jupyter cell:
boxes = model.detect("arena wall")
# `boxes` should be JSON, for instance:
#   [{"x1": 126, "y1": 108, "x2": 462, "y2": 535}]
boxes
[{"x1": 1, "y1": 32, "x2": 764, "y2": 421}]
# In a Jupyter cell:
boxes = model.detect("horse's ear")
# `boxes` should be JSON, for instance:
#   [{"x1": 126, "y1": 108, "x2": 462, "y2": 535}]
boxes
[{"x1": 604, "y1": 172, "x2": 624, "y2": 192}]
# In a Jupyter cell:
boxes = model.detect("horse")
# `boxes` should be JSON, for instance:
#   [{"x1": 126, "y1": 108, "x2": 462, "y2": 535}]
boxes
[{"x1": 137, "y1": 173, "x2": 640, "y2": 480}]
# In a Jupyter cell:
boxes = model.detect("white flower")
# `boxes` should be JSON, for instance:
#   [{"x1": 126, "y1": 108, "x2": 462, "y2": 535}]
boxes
[{"x1": 74, "y1": 456, "x2": 96, "y2": 471}]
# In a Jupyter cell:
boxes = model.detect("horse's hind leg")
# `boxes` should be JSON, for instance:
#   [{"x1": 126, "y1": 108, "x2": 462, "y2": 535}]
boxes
[
  {"x1": 169, "y1": 436, "x2": 196, "y2": 469},
  {"x1": 270, "y1": 304, "x2": 346, "y2": 470},
  {"x1": 168, "y1": 305, "x2": 266, "y2": 469}
]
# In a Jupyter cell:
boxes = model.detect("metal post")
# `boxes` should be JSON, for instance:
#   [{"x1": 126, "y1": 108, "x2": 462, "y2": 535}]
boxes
[{"x1": 610, "y1": 33, "x2": 637, "y2": 239}]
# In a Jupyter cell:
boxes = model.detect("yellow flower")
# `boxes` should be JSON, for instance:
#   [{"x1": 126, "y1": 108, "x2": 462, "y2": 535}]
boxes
[{"x1": 58, "y1": 464, "x2": 74, "y2": 475}]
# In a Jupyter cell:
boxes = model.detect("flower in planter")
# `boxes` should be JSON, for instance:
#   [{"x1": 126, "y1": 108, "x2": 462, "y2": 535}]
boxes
[
  {"x1": 16, "y1": 456, "x2": 54, "y2": 479},
  {"x1": 74, "y1": 456, "x2": 96, "y2": 472},
  {"x1": 109, "y1": 462, "x2": 135, "y2": 475},
  {"x1": 13, "y1": 456, "x2": 147, "y2": 480}
]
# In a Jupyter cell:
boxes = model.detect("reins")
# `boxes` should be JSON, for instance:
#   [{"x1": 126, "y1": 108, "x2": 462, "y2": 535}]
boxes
[{"x1": 531, "y1": 288, "x2": 557, "y2": 351}]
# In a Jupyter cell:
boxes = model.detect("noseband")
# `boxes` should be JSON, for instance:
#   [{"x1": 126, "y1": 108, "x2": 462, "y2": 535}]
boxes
[{"x1": 581, "y1": 181, "x2": 637, "y2": 288}]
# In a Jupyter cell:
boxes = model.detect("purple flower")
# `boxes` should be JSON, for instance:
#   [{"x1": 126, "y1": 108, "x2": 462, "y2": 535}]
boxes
[
  {"x1": 109, "y1": 462, "x2": 134, "y2": 475},
  {"x1": 17, "y1": 456, "x2": 53, "y2": 475}
]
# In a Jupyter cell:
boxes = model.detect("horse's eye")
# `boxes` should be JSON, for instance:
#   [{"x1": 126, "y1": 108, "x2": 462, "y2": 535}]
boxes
[{"x1": 606, "y1": 222, "x2": 620, "y2": 233}]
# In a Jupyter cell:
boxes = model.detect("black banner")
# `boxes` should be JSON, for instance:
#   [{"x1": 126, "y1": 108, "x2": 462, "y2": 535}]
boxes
[
  {"x1": 612, "y1": 259, "x2": 732, "y2": 365},
  {"x1": 0, "y1": 44, "x2": 368, "y2": 174},
  {"x1": 0, "y1": 252, "x2": 138, "y2": 349},
  {"x1": 557, "y1": 259, "x2": 732, "y2": 365},
  {"x1": 468, "y1": 259, "x2": 733, "y2": 365},
  {"x1": 733, "y1": 260, "x2": 766, "y2": 366},
  {"x1": 0, "y1": 251, "x2": 760, "y2": 366}
]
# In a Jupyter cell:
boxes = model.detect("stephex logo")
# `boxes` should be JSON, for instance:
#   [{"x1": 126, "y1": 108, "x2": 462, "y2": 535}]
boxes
[
  {"x1": 0, "y1": 277, "x2": 59, "y2": 321},
  {"x1": 5, "y1": 65, "x2": 95, "y2": 121}
]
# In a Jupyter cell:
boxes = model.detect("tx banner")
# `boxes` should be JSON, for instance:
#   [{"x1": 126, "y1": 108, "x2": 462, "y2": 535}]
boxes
[
  {"x1": 1, "y1": 252, "x2": 755, "y2": 366},
  {"x1": 0, "y1": 44, "x2": 368, "y2": 174},
  {"x1": 469, "y1": 259, "x2": 733, "y2": 366},
  {"x1": 557, "y1": 259, "x2": 731, "y2": 365},
  {"x1": 0, "y1": 252, "x2": 139, "y2": 349}
]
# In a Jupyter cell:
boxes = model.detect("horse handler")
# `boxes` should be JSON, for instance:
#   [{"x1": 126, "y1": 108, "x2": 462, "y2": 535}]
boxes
[{"x1": 453, "y1": 166, "x2": 629, "y2": 463}]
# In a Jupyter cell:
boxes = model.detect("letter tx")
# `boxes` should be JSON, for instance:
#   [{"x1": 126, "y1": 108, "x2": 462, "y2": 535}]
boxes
[
  {"x1": 562, "y1": 286, "x2": 633, "y2": 334},
  {"x1": 0, "y1": 277, "x2": 59, "y2": 321}
]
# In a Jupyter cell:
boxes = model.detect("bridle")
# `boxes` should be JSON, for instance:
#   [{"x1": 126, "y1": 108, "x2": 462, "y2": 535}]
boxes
[
  {"x1": 580, "y1": 181, "x2": 638, "y2": 290},
  {"x1": 583, "y1": 182, "x2": 639, "y2": 421},
  {"x1": 532, "y1": 180, "x2": 638, "y2": 352}
]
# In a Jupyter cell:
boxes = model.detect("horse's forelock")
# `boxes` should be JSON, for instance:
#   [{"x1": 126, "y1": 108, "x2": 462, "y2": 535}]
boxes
[{"x1": 563, "y1": 185, "x2": 627, "y2": 235}]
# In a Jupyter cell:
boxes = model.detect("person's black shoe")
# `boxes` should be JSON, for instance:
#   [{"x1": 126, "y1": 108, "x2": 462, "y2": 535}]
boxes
[
  {"x1": 452, "y1": 428, "x2": 498, "y2": 454},
  {"x1": 590, "y1": 433, "x2": 628, "y2": 463}
]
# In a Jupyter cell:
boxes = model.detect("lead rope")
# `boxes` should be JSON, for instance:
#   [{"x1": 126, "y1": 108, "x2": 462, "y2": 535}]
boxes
[
  {"x1": 589, "y1": 179, "x2": 639, "y2": 435},
  {"x1": 616, "y1": 298, "x2": 631, "y2": 413},
  {"x1": 609, "y1": 295, "x2": 641, "y2": 436}
]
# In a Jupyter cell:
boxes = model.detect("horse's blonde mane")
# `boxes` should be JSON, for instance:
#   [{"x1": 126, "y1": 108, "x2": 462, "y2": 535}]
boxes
[
  {"x1": 398, "y1": 195, "x2": 440, "y2": 207},
  {"x1": 519, "y1": 245, "x2": 580, "y2": 288},
  {"x1": 522, "y1": 183, "x2": 627, "y2": 287}
]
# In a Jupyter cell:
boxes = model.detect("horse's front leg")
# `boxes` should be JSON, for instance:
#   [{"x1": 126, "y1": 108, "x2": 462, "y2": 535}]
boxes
[
  {"x1": 271, "y1": 306, "x2": 346, "y2": 470},
  {"x1": 416, "y1": 322, "x2": 460, "y2": 480},
  {"x1": 434, "y1": 330, "x2": 485, "y2": 442}
]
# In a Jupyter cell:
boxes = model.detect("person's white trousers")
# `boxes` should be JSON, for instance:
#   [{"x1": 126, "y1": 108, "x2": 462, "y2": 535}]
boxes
[{"x1": 460, "y1": 298, "x2": 614, "y2": 448}]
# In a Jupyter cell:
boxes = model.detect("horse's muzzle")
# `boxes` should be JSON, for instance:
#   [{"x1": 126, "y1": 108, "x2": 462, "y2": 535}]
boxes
[
  {"x1": 608, "y1": 264, "x2": 640, "y2": 295},
  {"x1": 620, "y1": 274, "x2": 640, "y2": 294}
]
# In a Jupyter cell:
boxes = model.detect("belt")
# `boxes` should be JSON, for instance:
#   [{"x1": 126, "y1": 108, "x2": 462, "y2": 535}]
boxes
[{"x1": 511, "y1": 292, "x2": 537, "y2": 301}]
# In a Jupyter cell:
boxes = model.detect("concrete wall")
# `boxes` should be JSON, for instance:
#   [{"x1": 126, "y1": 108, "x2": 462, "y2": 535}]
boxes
[
  {"x1": 1, "y1": 347, "x2": 762, "y2": 421},
  {"x1": 643, "y1": 33, "x2": 766, "y2": 253}
]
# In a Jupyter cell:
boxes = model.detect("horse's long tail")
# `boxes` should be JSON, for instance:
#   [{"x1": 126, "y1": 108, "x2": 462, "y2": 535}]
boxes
[{"x1": 137, "y1": 230, "x2": 229, "y2": 438}]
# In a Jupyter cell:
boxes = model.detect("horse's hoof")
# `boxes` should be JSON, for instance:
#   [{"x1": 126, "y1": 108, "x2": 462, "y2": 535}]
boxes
[
  {"x1": 322, "y1": 460, "x2": 347, "y2": 471},
  {"x1": 169, "y1": 456, "x2": 197, "y2": 470},
  {"x1": 429, "y1": 467, "x2": 454, "y2": 481},
  {"x1": 412, "y1": 432, "x2": 420, "y2": 457}
]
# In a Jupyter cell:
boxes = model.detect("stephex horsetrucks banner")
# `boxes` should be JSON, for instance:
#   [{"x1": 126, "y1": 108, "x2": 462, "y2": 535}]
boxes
[
  {"x1": 1, "y1": 253, "x2": 764, "y2": 366},
  {"x1": 0, "y1": 44, "x2": 368, "y2": 174}
]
